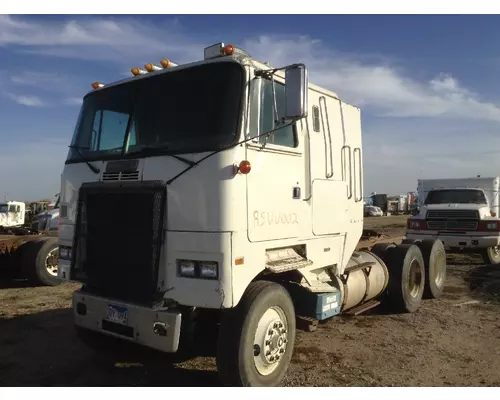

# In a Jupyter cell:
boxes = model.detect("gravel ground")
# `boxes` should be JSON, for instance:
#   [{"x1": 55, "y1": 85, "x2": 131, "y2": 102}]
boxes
[{"x1": 1, "y1": 215, "x2": 499, "y2": 386}]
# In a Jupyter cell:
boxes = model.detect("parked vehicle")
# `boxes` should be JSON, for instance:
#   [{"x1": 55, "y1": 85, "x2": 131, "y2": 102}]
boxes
[
  {"x1": 57, "y1": 42, "x2": 446, "y2": 386},
  {"x1": 364, "y1": 205, "x2": 383, "y2": 217},
  {"x1": 406, "y1": 177, "x2": 500, "y2": 264}
]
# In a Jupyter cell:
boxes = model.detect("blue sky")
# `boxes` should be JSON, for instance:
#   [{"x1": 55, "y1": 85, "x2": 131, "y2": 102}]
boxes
[{"x1": 2, "y1": 14, "x2": 500, "y2": 200}]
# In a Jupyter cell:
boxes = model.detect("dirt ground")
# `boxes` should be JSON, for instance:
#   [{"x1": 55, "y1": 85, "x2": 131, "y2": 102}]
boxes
[{"x1": 1, "y1": 215, "x2": 500, "y2": 387}]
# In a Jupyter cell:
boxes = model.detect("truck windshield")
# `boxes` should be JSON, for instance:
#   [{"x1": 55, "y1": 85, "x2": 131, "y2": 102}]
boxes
[
  {"x1": 0, "y1": 204, "x2": 7, "y2": 213},
  {"x1": 67, "y1": 62, "x2": 244, "y2": 162},
  {"x1": 425, "y1": 189, "x2": 488, "y2": 205}
]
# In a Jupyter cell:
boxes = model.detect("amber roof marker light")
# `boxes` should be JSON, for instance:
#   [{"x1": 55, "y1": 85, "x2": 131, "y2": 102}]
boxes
[
  {"x1": 91, "y1": 82, "x2": 104, "y2": 90},
  {"x1": 131, "y1": 67, "x2": 147, "y2": 76},
  {"x1": 145, "y1": 63, "x2": 162, "y2": 72}
]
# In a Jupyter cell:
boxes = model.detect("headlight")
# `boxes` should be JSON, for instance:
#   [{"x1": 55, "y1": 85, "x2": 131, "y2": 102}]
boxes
[
  {"x1": 178, "y1": 260, "x2": 196, "y2": 277},
  {"x1": 487, "y1": 222, "x2": 498, "y2": 230},
  {"x1": 199, "y1": 261, "x2": 218, "y2": 280},
  {"x1": 177, "y1": 259, "x2": 219, "y2": 280},
  {"x1": 59, "y1": 246, "x2": 72, "y2": 260}
]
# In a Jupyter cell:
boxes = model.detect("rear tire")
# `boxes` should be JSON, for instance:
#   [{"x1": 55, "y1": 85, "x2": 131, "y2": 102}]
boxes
[
  {"x1": 216, "y1": 280, "x2": 296, "y2": 387},
  {"x1": 383, "y1": 244, "x2": 426, "y2": 313},
  {"x1": 21, "y1": 237, "x2": 61, "y2": 286},
  {"x1": 415, "y1": 239, "x2": 446, "y2": 299},
  {"x1": 481, "y1": 246, "x2": 500, "y2": 265}
]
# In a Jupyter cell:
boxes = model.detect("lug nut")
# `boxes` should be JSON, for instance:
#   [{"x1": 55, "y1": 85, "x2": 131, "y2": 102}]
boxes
[
  {"x1": 274, "y1": 323, "x2": 279, "y2": 328},
  {"x1": 270, "y1": 356, "x2": 275, "y2": 362},
  {"x1": 266, "y1": 351, "x2": 271, "y2": 356},
  {"x1": 265, "y1": 340, "x2": 271, "y2": 346},
  {"x1": 268, "y1": 329, "x2": 273, "y2": 335},
  {"x1": 280, "y1": 348, "x2": 285, "y2": 354},
  {"x1": 275, "y1": 355, "x2": 280, "y2": 360}
]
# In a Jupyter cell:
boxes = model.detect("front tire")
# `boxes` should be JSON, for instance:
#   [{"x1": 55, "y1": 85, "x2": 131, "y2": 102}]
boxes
[
  {"x1": 481, "y1": 246, "x2": 500, "y2": 265},
  {"x1": 216, "y1": 281, "x2": 296, "y2": 387}
]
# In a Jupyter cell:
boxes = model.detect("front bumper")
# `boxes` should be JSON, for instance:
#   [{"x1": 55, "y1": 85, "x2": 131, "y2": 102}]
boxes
[
  {"x1": 73, "y1": 290, "x2": 182, "y2": 353},
  {"x1": 405, "y1": 231, "x2": 500, "y2": 250}
]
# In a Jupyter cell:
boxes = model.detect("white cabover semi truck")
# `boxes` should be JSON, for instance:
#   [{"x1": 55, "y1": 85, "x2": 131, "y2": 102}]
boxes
[
  {"x1": 406, "y1": 177, "x2": 500, "y2": 264},
  {"x1": 57, "y1": 42, "x2": 446, "y2": 386}
]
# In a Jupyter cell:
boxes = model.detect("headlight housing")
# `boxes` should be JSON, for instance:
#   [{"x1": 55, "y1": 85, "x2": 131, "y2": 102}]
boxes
[{"x1": 177, "y1": 259, "x2": 218, "y2": 280}]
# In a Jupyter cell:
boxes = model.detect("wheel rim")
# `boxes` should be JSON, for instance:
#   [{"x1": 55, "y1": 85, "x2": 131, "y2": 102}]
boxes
[
  {"x1": 433, "y1": 250, "x2": 446, "y2": 288},
  {"x1": 45, "y1": 247, "x2": 59, "y2": 277},
  {"x1": 489, "y1": 246, "x2": 500, "y2": 261},
  {"x1": 253, "y1": 306, "x2": 288, "y2": 376},
  {"x1": 408, "y1": 258, "x2": 423, "y2": 298}
]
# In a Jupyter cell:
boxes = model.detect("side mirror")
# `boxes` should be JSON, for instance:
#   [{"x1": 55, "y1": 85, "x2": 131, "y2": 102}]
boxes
[{"x1": 284, "y1": 64, "x2": 308, "y2": 120}]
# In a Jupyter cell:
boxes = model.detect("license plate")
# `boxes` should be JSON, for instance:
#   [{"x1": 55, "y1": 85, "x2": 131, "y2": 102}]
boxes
[{"x1": 106, "y1": 304, "x2": 128, "y2": 325}]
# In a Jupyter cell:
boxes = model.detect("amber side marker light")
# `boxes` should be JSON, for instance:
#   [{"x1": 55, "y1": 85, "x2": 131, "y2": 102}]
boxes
[{"x1": 236, "y1": 160, "x2": 251, "y2": 175}]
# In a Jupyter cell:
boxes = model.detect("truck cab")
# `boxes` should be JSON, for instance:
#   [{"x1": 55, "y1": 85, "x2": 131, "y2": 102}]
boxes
[
  {"x1": 57, "y1": 42, "x2": 446, "y2": 386},
  {"x1": 0, "y1": 201, "x2": 26, "y2": 228},
  {"x1": 406, "y1": 187, "x2": 500, "y2": 263}
]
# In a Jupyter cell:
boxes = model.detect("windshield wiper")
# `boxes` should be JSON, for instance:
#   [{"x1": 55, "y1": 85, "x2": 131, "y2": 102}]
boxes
[
  {"x1": 69, "y1": 145, "x2": 100, "y2": 174},
  {"x1": 127, "y1": 145, "x2": 196, "y2": 167}
]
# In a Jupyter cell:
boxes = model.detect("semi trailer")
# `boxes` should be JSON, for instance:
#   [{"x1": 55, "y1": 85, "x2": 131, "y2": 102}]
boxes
[{"x1": 57, "y1": 42, "x2": 447, "y2": 386}]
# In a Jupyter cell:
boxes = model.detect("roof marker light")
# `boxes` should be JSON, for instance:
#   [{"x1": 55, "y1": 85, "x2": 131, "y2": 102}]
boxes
[
  {"x1": 223, "y1": 44, "x2": 235, "y2": 56},
  {"x1": 160, "y1": 59, "x2": 178, "y2": 69},
  {"x1": 91, "y1": 82, "x2": 104, "y2": 89},
  {"x1": 145, "y1": 63, "x2": 162, "y2": 72},
  {"x1": 131, "y1": 67, "x2": 147, "y2": 76}
]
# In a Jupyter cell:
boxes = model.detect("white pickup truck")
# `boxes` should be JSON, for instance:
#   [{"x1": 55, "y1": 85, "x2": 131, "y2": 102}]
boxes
[{"x1": 405, "y1": 177, "x2": 500, "y2": 264}]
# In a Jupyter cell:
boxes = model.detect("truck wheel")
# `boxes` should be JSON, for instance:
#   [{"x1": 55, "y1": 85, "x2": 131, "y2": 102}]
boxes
[
  {"x1": 383, "y1": 244, "x2": 425, "y2": 313},
  {"x1": 481, "y1": 246, "x2": 500, "y2": 265},
  {"x1": 216, "y1": 280, "x2": 296, "y2": 387},
  {"x1": 415, "y1": 239, "x2": 446, "y2": 299},
  {"x1": 21, "y1": 237, "x2": 61, "y2": 286}
]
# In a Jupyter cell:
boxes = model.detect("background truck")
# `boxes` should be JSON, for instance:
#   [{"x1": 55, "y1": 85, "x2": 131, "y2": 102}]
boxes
[
  {"x1": 405, "y1": 177, "x2": 500, "y2": 264},
  {"x1": 0, "y1": 201, "x2": 27, "y2": 228},
  {"x1": 57, "y1": 42, "x2": 447, "y2": 387},
  {"x1": 0, "y1": 195, "x2": 61, "y2": 286}
]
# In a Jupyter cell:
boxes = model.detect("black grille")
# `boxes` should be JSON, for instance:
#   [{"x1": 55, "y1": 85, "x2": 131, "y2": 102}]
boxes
[
  {"x1": 71, "y1": 181, "x2": 166, "y2": 305},
  {"x1": 426, "y1": 210, "x2": 479, "y2": 220},
  {"x1": 427, "y1": 220, "x2": 478, "y2": 231}
]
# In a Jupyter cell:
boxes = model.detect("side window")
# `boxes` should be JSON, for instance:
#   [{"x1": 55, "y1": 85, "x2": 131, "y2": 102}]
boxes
[
  {"x1": 312, "y1": 106, "x2": 320, "y2": 132},
  {"x1": 258, "y1": 79, "x2": 297, "y2": 148},
  {"x1": 91, "y1": 110, "x2": 130, "y2": 152},
  {"x1": 8, "y1": 205, "x2": 16, "y2": 213}
]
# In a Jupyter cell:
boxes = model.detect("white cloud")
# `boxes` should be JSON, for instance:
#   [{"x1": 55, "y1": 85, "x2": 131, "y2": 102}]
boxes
[
  {"x1": 3, "y1": 16, "x2": 500, "y2": 123},
  {"x1": 0, "y1": 15, "x2": 199, "y2": 64},
  {"x1": 5, "y1": 92, "x2": 45, "y2": 107},
  {"x1": 242, "y1": 35, "x2": 500, "y2": 123},
  {"x1": 3, "y1": 16, "x2": 500, "y2": 196}
]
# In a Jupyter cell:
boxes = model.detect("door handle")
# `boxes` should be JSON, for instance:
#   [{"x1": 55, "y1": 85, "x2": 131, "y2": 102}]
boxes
[{"x1": 293, "y1": 187, "x2": 301, "y2": 199}]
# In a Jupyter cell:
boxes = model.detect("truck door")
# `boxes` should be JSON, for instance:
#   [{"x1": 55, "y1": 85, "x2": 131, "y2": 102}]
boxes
[{"x1": 246, "y1": 76, "x2": 306, "y2": 242}]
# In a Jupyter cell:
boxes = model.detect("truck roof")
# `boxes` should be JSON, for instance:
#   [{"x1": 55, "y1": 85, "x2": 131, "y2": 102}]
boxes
[{"x1": 84, "y1": 45, "x2": 350, "y2": 109}]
